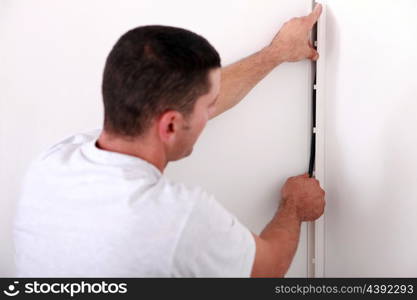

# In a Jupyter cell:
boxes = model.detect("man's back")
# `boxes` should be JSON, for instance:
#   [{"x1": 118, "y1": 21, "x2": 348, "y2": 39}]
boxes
[{"x1": 13, "y1": 129, "x2": 255, "y2": 277}]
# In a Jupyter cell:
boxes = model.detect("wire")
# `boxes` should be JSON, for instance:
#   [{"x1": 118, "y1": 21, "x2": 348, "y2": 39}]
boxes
[{"x1": 308, "y1": 22, "x2": 318, "y2": 178}]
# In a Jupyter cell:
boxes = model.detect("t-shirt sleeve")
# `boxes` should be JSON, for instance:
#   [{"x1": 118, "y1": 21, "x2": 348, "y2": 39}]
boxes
[{"x1": 171, "y1": 189, "x2": 256, "y2": 277}]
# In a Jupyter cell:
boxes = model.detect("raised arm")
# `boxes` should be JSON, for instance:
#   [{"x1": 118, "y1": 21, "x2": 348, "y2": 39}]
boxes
[{"x1": 210, "y1": 4, "x2": 322, "y2": 119}]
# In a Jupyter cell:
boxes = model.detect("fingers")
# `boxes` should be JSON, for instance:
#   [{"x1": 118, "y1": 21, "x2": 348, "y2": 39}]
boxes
[
  {"x1": 309, "y1": 47, "x2": 319, "y2": 60},
  {"x1": 301, "y1": 174, "x2": 321, "y2": 187},
  {"x1": 293, "y1": 173, "x2": 322, "y2": 185},
  {"x1": 305, "y1": 4, "x2": 322, "y2": 61},
  {"x1": 307, "y1": 41, "x2": 319, "y2": 60},
  {"x1": 306, "y1": 3, "x2": 323, "y2": 27}
]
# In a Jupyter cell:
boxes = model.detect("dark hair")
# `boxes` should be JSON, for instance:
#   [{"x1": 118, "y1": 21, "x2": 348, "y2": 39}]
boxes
[{"x1": 101, "y1": 25, "x2": 221, "y2": 138}]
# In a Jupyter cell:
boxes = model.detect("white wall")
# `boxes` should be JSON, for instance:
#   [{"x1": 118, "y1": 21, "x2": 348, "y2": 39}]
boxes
[
  {"x1": 0, "y1": 0, "x2": 314, "y2": 276},
  {"x1": 319, "y1": 0, "x2": 417, "y2": 276}
]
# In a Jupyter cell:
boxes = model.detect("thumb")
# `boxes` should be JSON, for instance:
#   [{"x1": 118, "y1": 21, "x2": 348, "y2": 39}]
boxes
[{"x1": 306, "y1": 3, "x2": 323, "y2": 27}]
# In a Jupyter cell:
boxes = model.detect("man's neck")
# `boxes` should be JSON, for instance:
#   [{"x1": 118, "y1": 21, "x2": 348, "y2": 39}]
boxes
[{"x1": 96, "y1": 130, "x2": 167, "y2": 173}]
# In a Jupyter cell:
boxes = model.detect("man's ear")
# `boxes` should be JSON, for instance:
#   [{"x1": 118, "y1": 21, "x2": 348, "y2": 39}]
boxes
[{"x1": 157, "y1": 110, "x2": 183, "y2": 142}]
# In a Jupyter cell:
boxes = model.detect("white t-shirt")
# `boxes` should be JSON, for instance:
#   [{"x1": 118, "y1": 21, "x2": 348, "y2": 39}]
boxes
[{"x1": 13, "y1": 129, "x2": 255, "y2": 277}]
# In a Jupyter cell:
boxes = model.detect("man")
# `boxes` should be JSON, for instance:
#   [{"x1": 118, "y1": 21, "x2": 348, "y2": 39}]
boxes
[{"x1": 14, "y1": 5, "x2": 325, "y2": 277}]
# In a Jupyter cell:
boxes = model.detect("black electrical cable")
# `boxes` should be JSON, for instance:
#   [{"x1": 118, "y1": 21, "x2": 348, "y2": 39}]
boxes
[
  {"x1": 308, "y1": 22, "x2": 318, "y2": 178},
  {"x1": 308, "y1": 77, "x2": 316, "y2": 178}
]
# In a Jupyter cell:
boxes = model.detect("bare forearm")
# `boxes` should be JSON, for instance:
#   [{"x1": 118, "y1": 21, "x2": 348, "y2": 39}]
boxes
[
  {"x1": 209, "y1": 46, "x2": 282, "y2": 119},
  {"x1": 259, "y1": 202, "x2": 301, "y2": 277}
]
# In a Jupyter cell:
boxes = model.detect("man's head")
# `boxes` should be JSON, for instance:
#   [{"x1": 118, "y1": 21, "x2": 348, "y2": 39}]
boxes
[{"x1": 101, "y1": 25, "x2": 221, "y2": 162}]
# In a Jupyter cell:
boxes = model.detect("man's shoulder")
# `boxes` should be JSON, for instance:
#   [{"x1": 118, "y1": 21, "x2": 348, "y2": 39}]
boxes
[
  {"x1": 36, "y1": 128, "x2": 101, "y2": 162},
  {"x1": 20, "y1": 129, "x2": 100, "y2": 186}
]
